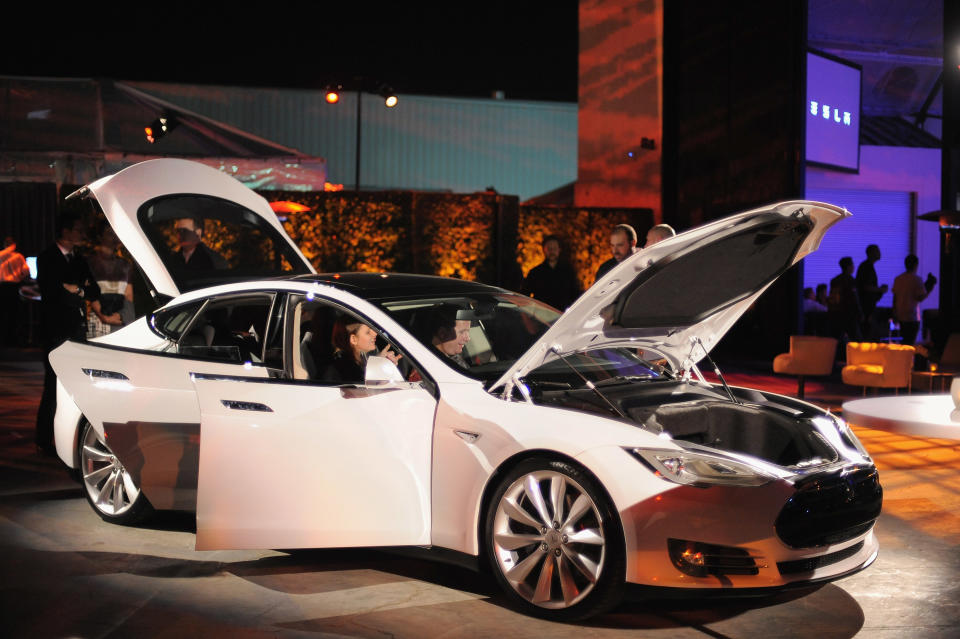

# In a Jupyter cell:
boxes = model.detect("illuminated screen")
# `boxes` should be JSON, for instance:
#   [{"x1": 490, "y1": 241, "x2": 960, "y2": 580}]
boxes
[
  {"x1": 26, "y1": 256, "x2": 37, "y2": 279},
  {"x1": 805, "y1": 50, "x2": 861, "y2": 172}
]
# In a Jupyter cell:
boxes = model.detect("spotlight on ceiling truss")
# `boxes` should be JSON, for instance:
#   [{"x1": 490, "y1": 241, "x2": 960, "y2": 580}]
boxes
[
  {"x1": 324, "y1": 84, "x2": 342, "y2": 104},
  {"x1": 145, "y1": 114, "x2": 178, "y2": 144},
  {"x1": 379, "y1": 85, "x2": 398, "y2": 107}
]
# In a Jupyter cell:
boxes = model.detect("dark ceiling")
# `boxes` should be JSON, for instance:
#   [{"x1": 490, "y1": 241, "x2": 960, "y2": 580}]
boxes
[{"x1": 809, "y1": 0, "x2": 943, "y2": 127}]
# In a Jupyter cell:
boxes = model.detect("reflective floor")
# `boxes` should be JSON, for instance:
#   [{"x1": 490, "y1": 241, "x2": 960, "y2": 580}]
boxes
[{"x1": 1, "y1": 350, "x2": 957, "y2": 638}]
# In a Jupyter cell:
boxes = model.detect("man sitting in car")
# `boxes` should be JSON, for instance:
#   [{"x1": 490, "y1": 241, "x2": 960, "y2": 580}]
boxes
[{"x1": 431, "y1": 308, "x2": 472, "y2": 369}]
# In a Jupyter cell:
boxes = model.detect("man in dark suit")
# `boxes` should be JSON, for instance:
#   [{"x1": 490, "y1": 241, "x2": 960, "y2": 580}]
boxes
[
  {"x1": 35, "y1": 212, "x2": 100, "y2": 455},
  {"x1": 521, "y1": 235, "x2": 581, "y2": 310},
  {"x1": 173, "y1": 216, "x2": 228, "y2": 271}
]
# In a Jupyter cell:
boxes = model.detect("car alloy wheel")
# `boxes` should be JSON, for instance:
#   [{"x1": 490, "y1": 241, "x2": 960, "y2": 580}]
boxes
[
  {"x1": 79, "y1": 419, "x2": 150, "y2": 524},
  {"x1": 487, "y1": 459, "x2": 624, "y2": 619}
]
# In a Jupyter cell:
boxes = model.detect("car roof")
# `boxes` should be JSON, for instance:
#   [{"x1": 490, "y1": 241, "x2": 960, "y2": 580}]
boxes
[{"x1": 288, "y1": 272, "x2": 509, "y2": 301}]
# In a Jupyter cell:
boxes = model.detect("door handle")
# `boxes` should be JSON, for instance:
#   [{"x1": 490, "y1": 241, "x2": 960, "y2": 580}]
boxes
[
  {"x1": 82, "y1": 368, "x2": 129, "y2": 380},
  {"x1": 221, "y1": 399, "x2": 273, "y2": 412}
]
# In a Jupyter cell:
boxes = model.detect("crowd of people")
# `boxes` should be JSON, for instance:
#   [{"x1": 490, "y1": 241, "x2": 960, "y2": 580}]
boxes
[
  {"x1": 520, "y1": 222, "x2": 676, "y2": 312},
  {"x1": 804, "y1": 244, "x2": 937, "y2": 347}
]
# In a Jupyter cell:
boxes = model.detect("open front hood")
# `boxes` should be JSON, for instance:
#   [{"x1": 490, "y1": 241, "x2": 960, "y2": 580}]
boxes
[
  {"x1": 491, "y1": 201, "x2": 849, "y2": 393},
  {"x1": 73, "y1": 158, "x2": 315, "y2": 299}
]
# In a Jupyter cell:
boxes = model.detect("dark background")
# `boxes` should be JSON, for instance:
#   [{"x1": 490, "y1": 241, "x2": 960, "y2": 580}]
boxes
[{"x1": 1, "y1": 3, "x2": 579, "y2": 101}]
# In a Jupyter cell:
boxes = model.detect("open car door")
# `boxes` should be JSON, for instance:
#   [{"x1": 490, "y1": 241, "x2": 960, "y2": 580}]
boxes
[
  {"x1": 50, "y1": 343, "x2": 270, "y2": 510},
  {"x1": 192, "y1": 375, "x2": 437, "y2": 550}
]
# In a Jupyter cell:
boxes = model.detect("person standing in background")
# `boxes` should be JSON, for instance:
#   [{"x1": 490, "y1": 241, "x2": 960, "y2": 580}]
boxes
[
  {"x1": 35, "y1": 214, "x2": 100, "y2": 455},
  {"x1": 644, "y1": 223, "x2": 676, "y2": 248},
  {"x1": 0, "y1": 236, "x2": 30, "y2": 346},
  {"x1": 828, "y1": 256, "x2": 862, "y2": 342},
  {"x1": 86, "y1": 225, "x2": 134, "y2": 338},
  {"x1": 522, "y1": 235, "x2": 581, "y2": 310},
  {"x1": 892, "y1": 254, "x2": 936, "y2": 346},
  {"x1": 855, "y1": 244, "x2": 888, "y2": 336},
  {"x1": 594, "y1": 224, "x2": 638, "y2": 283}
]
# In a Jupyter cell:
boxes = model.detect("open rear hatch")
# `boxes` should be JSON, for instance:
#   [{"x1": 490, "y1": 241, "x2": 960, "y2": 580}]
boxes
[{"x1": 69, "y1": 158, "x2": 315, "y2": 300}]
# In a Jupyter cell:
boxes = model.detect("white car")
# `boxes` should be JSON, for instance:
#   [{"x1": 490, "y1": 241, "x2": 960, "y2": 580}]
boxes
[{"x1": 50, "y1": 159, "x2": 881, "y2": 620}]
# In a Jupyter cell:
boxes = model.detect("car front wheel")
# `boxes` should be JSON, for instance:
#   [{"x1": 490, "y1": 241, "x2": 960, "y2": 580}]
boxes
[
  {"x1": 485, "y1": 458, "x2": 625, "y2": 621},
  {"x1": 78, "y1": 419, "x2": 151, "y2": 524}
]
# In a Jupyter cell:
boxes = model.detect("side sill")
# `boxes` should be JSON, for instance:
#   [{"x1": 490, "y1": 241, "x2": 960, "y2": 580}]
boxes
[{"x1": 382, "y1": 546, "x2": 481, "y2": 573}]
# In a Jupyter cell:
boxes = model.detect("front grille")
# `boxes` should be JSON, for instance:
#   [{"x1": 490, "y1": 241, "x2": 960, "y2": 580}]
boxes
[
  {"x1": 777, "y1": 541, "x2": 864, "y2": 575},
  {"x1": 775, "y1": 467, "x2": 882, "y2": 548}
]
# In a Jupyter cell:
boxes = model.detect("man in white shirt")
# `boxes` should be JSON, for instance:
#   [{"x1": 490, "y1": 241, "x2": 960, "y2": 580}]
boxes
[{"x1": 892, "y1": 254, "x2": 936, "y2": 346}]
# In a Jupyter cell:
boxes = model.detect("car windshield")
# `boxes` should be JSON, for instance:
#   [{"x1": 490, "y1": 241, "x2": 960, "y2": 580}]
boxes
[
  {"x1": 376, "y1": 292, "x2": 671, "y2": 387},
  {"x1": 377, "y1": 292, "x2": 558, "y2": 383}
]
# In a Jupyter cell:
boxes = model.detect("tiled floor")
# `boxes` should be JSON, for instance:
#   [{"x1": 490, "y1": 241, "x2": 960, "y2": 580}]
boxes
[{"x1": 1, "y1": 349, "x2": 957, "y2": 638}]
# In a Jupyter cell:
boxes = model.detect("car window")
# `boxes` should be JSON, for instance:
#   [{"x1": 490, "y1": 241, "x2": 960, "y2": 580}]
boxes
[
  {"x1": 176, "y1": 294, "x2": 275, "y2": 363},
  {"x1": 138, "y1": 194, "x2": 312, "y2": 293},
  {"x1": 377, "y1": 292, "x2": 560, "y2": 384},
  {"x1": 287, "y1": 294, "x2": 422, "y2": 387},
  {"x1": 151, "y1": 301, "x2": 204, "y2": 341}
]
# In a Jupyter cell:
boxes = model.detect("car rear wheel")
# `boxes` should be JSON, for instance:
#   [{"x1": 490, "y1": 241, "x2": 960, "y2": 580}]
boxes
[
  {"x1": 79, "y1": 419, "x2": 151, "y2": 524},
  {"x1": 485, "y1": 458, "x2": 625, "y2": 621}
]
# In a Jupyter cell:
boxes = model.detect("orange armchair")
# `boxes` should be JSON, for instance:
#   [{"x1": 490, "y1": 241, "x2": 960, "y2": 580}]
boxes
[
  {"x1": 773, "y1": 336, "x2": 838, "y2": 398},
  {"x1": 841, "y1": 342, "x2": 915, "y2": 394}
]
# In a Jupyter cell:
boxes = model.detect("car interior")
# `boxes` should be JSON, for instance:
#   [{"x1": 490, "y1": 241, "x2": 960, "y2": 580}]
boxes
[
  {"x1": 177, "y1": 295, "x2": 273, "y2": 363},
  {"x1": 288, "y1": 296, "x2": 419, "y2": 385}
]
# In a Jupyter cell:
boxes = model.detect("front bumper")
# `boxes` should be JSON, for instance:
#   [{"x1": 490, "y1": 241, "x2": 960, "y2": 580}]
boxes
[{"x1": 576, "y1": 446, "x2": 882, "y2": 590}]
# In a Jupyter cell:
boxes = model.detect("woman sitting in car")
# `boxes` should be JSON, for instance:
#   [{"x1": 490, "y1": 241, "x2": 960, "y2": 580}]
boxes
[{"x1": 323, "y1": 316, "x2": 402, "y2": 384}]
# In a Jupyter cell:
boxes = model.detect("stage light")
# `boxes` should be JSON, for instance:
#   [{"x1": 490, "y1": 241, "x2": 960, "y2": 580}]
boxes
[
  {"x1": 144, "y1": 115, "x2": 176, "y2": 144},
  {"x1": 379, "y1": 85, "x2": 398, "y2": 107},
  {"x1": 324, "y1": 84, "x2": 342, "y2": 104}
]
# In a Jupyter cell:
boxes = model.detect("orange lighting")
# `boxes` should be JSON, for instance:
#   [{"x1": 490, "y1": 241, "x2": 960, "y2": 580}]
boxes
[
  {"x1": 323, "y1": 181, "x2": 344, "y2": 192},
  {"x1": 325, "y1": 91, "x2": 340, "y2": 104},
  {"x1": 145, "y1": 127, "x2": 155, "y2": 143},
  {"x1": 681, "y1": 549, "x2": 705, "y2": 566},
  {"x1": 385, "y1": 95, "x2": 398, "y2": 108},
  {"x1": 269, "y1": 200, "x2": 311, "y2": 214}
]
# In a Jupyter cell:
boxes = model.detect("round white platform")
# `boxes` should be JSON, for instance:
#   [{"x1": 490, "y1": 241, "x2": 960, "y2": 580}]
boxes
[{"x1": 842, "y1": 394, "x2": 960, "y2": 439}]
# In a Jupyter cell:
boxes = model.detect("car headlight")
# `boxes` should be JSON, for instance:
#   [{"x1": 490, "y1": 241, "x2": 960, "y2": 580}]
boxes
[{"x1": 627, "y1": 448, "x2": 776, "y2": 487}]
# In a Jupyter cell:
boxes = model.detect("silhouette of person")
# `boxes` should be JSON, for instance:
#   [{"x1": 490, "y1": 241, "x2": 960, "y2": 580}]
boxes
[{"x1": 522, "y1": 235, "x2": 581, "y2": 310}]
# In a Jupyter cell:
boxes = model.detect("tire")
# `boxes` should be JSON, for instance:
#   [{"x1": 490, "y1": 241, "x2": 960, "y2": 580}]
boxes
[
  {"x1": 485, "y1": 458, "x2": 625, "y2": 621},
  {"x1": 78, "y1": 418, "x2": 152, "y2": 525}
]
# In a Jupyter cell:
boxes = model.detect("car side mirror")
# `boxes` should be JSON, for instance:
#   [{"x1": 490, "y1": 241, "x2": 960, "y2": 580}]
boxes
[{"x1": 365, "y1": 356, "x2": 405, "y2": 386}]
